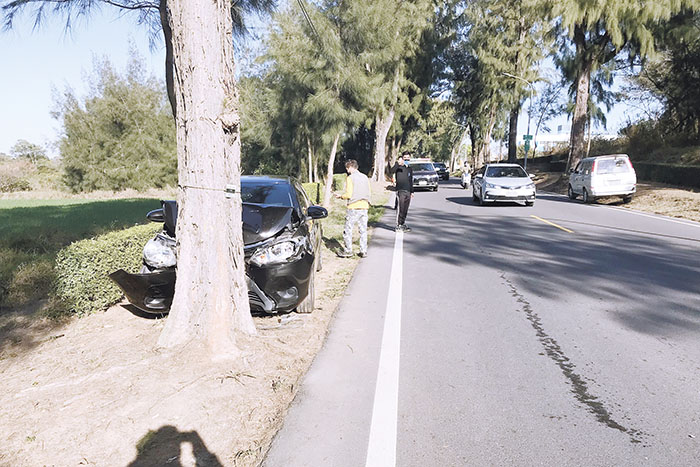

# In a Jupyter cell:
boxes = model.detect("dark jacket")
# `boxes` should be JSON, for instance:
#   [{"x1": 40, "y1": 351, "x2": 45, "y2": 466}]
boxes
[{"x1": 391, "y1": 164, "x2": 414, "y2": 193}]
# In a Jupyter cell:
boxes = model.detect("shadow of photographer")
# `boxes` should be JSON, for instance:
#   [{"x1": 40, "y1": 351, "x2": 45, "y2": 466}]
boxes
[{"x1": 129, "y1": 425, "x2": 222, "y2": 467}]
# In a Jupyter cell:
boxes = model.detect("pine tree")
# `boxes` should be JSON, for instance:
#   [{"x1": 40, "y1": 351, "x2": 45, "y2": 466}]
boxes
[{"x1": 554, "y1": 0, "x2": 696, "y2": 171}]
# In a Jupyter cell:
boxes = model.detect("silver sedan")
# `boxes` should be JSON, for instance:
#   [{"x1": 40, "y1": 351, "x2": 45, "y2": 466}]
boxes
[{"x1": 472, "y1": 163, "x2": 536, "y2": 206}]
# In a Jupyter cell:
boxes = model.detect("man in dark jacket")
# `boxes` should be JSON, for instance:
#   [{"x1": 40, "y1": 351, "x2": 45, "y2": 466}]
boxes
[{"x1": 390, "y1": 152, "x2": 414, "y2": 232}]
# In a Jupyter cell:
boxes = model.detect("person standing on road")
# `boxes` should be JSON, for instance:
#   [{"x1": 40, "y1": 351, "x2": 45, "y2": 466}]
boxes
[
  {"x1": 336, "y1": 159, "x2": 371, "y2": 258},
  {"x1": 390, "y1": 152, "x2": 414, "y2": 232}
]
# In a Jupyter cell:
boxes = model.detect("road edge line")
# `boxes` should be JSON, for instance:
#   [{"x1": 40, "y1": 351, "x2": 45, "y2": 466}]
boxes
[{"x1": 365, "y1": 230, "x2": 404, "y2": 467}]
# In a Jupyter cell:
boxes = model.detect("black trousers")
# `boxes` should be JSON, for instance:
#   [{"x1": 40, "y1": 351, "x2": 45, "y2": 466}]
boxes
[{"x1": 396, "y1": 190, "x2": 411, "y2": 225}]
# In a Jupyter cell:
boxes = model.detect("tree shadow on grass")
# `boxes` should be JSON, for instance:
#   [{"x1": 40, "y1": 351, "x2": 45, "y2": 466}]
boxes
[{"x1": 129, "y1": 426, "x2": 223, "y2": 467}]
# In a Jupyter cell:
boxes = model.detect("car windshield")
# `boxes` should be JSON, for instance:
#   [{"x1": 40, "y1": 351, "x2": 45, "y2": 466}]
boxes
[
  {"x1": 434, "y1": 163, "x2": 446, "y2": 169},
  {"x1": 410, "y1": 163, "x2": 435, "y2": 171},
  {"x1": 485, "y1": 166, "x2": 528, "y2": 178},
  {"x1": 595, "y1": 158, "x2": 630, "y2": 174},
  {"x1": 241, "y1": 182, "x2": 293, "y2": 206}
]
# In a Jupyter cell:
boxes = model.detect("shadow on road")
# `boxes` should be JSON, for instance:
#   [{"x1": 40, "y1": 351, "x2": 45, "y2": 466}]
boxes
[{"x1": 403, "y1": 203, "x2": 700, "y2": 337}]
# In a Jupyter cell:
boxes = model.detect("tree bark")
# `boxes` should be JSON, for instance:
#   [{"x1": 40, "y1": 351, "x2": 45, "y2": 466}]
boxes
[
  {"x1": 322, "y1": 132, "x2": 341, "y2": 208},
  {"x1": 373, "y1": 109, "x2": 394, "y2": 181},
  {"x1": 159, "y1": 0, "x2": 177, "y2": 120},
  {"x1": 508, "y1": 104, "x2": 520, "y2": 163},
  {"x1": 567, "y1": 27, "x2": 593, "y2": 173},
  {"x1": 158, "y1": 0, "x2": 255, "y2": 355},
  {"x1": 482, "y1": 106, "x2": 497, "y2": 164}
]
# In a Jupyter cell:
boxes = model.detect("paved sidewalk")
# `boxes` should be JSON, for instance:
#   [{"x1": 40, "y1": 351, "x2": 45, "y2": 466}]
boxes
[{"x1": 263, "y1": 206, "x2": 398, "y2": 467}]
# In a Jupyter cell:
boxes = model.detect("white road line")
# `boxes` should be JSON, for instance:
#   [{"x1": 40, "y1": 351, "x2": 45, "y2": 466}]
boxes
[{"x1": 365, "y1": 230, "x2": 404, "y2": 467}]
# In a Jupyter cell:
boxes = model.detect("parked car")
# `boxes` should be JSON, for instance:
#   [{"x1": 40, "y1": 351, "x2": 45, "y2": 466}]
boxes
[
  {"x1": 408, "y1": 161, "x2": 440, "y2": 191},
  {"x1": 433, "y1": 162, "x2": 450, "y2": 180},
  {"x1": 109, "y1": 176, "x2": 328, "y2": 315},
  {"x1": 568, "y1": 154, "x2": 636, "y2": 203},
  {"x1": 472, "y1": 163, "x2": 536, "y2": 206}
]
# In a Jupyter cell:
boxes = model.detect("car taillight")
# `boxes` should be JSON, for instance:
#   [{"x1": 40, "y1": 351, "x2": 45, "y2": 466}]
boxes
[
  {"x1": 627, "y1": 158, "x2": 634, "y2": 170},
  {"x1": 592, "y1": 160, "x2": 598, "y2": 173}
]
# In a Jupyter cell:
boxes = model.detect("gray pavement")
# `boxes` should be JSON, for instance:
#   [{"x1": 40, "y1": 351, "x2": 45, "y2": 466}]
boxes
[{"x1": 265, "y1": 179, "x2": 700, "y2": 466}]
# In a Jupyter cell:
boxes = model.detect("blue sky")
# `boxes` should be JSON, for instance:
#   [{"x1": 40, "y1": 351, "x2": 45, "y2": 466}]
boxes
[
  {"x1": 0, "y1": 7, "x2": 645, "y2": 158},
  {"x1": 0, "y1": 8, "x2": 164, "y2": 157}
]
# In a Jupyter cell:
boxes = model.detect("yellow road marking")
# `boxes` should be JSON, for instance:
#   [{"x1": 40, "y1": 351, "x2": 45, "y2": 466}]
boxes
[{"x1": 530, "y1": 215, "x2": 574, "y2": 234}]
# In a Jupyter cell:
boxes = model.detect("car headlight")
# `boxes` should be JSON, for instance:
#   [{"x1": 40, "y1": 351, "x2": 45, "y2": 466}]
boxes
[
  {"x1": 525, "y1": 183, "x2": 535, "y2": 189},
  {"x1": 143, "y1": 233, "x2": 177, "y2": 269},
  {"x1": 250, "y1": 237, "x2": 305, "y2": 267},
  {"x1": 485, "y1": 182, "x2": 496, "y2": 189}
]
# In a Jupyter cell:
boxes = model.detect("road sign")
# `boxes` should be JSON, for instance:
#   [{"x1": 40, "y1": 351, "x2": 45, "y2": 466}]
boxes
[
  {"x1": 523, "y1": 134, "x2": 533, "y2": 141},
  {"x1": 524, "y1": 141, "x2": 531, "y2": 152}
]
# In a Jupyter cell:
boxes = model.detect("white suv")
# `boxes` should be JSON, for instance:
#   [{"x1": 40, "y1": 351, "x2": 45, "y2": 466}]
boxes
[{"x1": 568, "y1": 154, "x2": 637, "y2": 204}]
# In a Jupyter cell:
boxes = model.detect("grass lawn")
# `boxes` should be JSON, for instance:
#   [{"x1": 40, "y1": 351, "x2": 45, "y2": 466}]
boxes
[{"x1": 0, "y1": 198, "x2": 161, "y2": 310}]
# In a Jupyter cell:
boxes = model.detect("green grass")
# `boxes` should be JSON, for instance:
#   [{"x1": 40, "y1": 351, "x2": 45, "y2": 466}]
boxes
[{"x1": 0, "y1": 198, "x2": 161, "y2": 309}]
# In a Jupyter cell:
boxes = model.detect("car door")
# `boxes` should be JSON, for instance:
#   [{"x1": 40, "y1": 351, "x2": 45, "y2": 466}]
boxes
[{"x1": 571, "y1": 162, "x2": 583, "y2": 193}]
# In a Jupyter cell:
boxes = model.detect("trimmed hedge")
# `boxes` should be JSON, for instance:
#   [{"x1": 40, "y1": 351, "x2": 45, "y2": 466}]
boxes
[
  {"x1": 302, "y1": 182, "x2": 322, "y2": 204},
  {"x1": 332, "y1": 173, "x2": 346, "y2": 191},
  {"x1": 54, "y1": 223, "x2": 161, "y2": 316},
  {"x1": 633, "y1": 162, "x2": 700, "y2": 189}
]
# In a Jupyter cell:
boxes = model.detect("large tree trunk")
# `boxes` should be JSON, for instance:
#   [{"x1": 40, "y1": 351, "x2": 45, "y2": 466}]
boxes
[
  {"x1": 373, "y1": 109, "x2": 394, "y2": 181},
  {"x1": 158, "y1": 0, "x2": 255, "y2": 354},
  {"x1": 159, "y1": 0, "x2": 177, "y2": 120},
  {"x1": 322, "y1": 132, "x2": 341, "y2": 208},
  {"x1": 567, "y1": 27, "x2": 592, "y2": 173},
  {"x1": 482, "y1": 106, "x2": 497, "y2": 163},
  {"x1": 507, "y1": 104, "x2": 520, "y2": 163}
]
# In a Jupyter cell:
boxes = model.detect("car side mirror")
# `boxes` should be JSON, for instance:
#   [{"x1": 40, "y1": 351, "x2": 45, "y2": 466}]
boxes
[
  {"x1": 146, "y1": 208, "x2": 165, "y2": 223},
  {"x1": 474, "y1": 173, "x2": 483, "y2": 179},
  {"x1": 569, "y1": 167, "x2": 575, "y2": 174},
  {"x1": 306, "y1": 205, "x2": 328, "y2": 220},
  {"x1": 529, "y1": 174, "x2": 536, "y2": 179}
]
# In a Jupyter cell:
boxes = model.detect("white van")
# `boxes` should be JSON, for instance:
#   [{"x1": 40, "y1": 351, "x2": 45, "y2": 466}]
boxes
[{"x1": 568, "y1": 154, "x2": 637, "y2": 204}]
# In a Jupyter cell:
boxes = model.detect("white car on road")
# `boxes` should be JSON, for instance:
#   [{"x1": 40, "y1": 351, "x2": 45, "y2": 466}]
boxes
[
  {"x1": 568, "y1": 154, "x2": 637, "y2": 204},
  {"x1": 472, "y1": 163, "x2": 536, "y2": 206}
]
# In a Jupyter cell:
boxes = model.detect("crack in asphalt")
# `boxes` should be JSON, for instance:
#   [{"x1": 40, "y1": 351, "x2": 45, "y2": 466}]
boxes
[{"x1": 500, "y1": 271, "x2": 648, "y2": 446}]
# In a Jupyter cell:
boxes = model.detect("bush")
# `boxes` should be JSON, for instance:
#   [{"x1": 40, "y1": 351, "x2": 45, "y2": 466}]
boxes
[
  {"x1": 302, "y1": 182, "x2": 322, "y2": 204},
  {"x1": 0, "y1": 174, "x2": 31, "y2": 192},
  {"x1": 332, "y1": 173, "x2": 346, "y2": 191},
  {"x1": 54, "y1": 223, "x2": 161, "y2": 316},
  {"x1": 633, "y1": 162, "x2": 700, "y2": 189}
]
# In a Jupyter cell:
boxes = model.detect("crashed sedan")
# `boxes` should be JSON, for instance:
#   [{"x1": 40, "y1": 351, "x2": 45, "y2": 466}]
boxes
[{"x1": 109, "y1": 176, "x2": 328, "y2": 314}]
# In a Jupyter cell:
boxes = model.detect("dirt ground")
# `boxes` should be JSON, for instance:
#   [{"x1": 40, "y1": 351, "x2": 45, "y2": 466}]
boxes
[
  {"x1": 0, "y1": 185, "x2": 389, "y2": 467},
  {"x1": 535, "y1": 173, "x2": 700, "y2": 223}
]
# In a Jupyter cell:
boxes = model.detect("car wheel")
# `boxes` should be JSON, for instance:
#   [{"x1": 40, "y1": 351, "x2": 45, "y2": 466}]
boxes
[
  {"x1": 567, "y1": 185, "x2": 577, "y2": 200},
  {"x1": 296, "y1": 266, "x2": 315, "y2": 314},
  {"x1": 582, "y1": 188, "x2": 591, "y2": 204},
  {"x1": 472, "y1": 189, "x2": 479, "y2": 203},
  {"x1": 479, "y1": 191, "x2": 485, "y2": 206},
  {"x1": 622, "y1": 195, "x2": 633, "y2": 204}
]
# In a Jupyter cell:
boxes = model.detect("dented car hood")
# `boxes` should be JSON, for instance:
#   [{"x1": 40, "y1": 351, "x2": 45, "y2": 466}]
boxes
[
  {"x1": 160, "y1": 200, "x2": 294, "y2": 245},
  {"x1": 242, "y1": 204, "x2": 294, "y2": 245}
]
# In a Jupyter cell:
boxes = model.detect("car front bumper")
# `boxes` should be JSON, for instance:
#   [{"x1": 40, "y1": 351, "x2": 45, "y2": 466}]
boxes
[
  {"x1": 109, "y1": 253, "x2": 315, "y2": 314},
  {"x1": 413, "y1": 179, "x2": 439, "y2": 189},
  {"x1": 483, "y1": 188, "x2": 536, "y2": 202}
]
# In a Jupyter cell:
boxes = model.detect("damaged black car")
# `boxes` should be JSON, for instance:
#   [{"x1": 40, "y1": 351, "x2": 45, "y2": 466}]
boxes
[{"x1": 109, "y1": 176, "x2": 328, "y2": 315}]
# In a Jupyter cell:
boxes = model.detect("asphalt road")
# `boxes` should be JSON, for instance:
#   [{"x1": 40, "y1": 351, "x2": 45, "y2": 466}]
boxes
[{"x1": 264, "y1": 179, "x2": 700, "y2": 466}]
